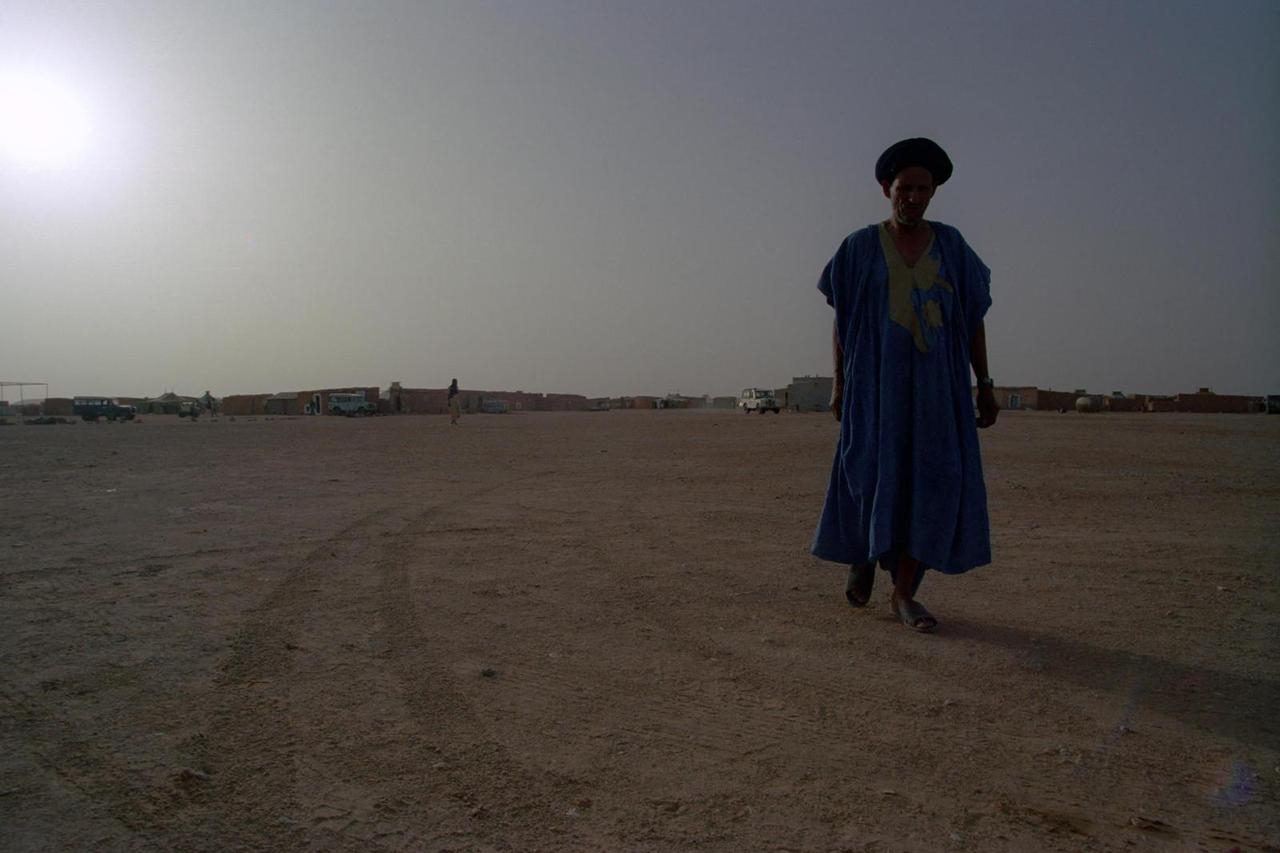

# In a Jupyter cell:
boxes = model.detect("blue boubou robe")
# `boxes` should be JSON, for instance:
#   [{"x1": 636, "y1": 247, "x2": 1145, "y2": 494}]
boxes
[{"x1": 811, "y1": 221, "x2": 993, "y2": 575}]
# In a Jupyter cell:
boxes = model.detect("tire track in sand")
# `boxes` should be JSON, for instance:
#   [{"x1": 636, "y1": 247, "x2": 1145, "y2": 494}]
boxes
[
  {"x1": 189, "y1": 505, "x2": 406, "y2": 851},
  {"x1": 190, "y1": 472, "x2": 586, "y2": 851},
  {"x1": 359, "y1": 479, "x2": 906, "y2": 848},
  {"x1": 367, "y1": 477, "x2": 591, "y2": 849}
]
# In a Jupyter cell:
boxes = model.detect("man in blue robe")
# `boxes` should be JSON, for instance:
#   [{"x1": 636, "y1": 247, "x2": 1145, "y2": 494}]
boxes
[{"x1": 811, "y1": 138, "x2": 999, "y2": 633}]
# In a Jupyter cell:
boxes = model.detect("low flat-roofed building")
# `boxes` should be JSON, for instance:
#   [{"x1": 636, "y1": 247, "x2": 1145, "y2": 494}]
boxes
[
  {"x1": 265, "y1": 392, "x2": 302, "y2": 416},
  {"x1": 221, "y1": 394, "x2": 272, "y2": 416},
  {"x1": 987, "y1": 387, "x2": 1081, "y2": 412},
  {"x1": 784, "y1": 376, "x2": 834, "y2": 412},
  {"x1": 1164, "y1": 388, "x2": 1254, "y2": 414}
]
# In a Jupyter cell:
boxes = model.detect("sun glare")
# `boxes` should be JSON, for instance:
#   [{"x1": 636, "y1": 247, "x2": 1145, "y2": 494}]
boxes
[{"x1": 0, "y1": 71, "x2": 92, "y2": 169}]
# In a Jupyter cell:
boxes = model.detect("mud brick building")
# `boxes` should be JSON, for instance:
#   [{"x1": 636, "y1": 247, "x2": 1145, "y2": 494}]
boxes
[
  {"x1": 988, "y1": 386, "x2": 1082, "y2": 412},
  {"x1": 1103, "y1": 394, "x2": 1143, "y2": 413},
  {"x1": 33, "y1": 398, "x2": 74, "y2": 416},
  {"x1": 220, "y1": 394, "x2": 272, "y2": 415},
  {"x1": 386, "y1": 382, "x2": 587, "y2": 414},
  {"x1": 1145, "y1": 388, "x2": 1254, "y2": 413},
  {"x1": 990, "y1": 385, "x2": 1258, "y2": 414},
  {"x1": 608, "y1": 396, "x2": 659, "y2": 410},
  {"x1": 264, "y1": 393, "x2": 302, "y2": 416}
]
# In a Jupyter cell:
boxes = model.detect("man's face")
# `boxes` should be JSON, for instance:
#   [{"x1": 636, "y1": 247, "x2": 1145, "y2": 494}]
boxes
[{"x1": 882, "y1": 166, "x2": 935, "y2": 227}]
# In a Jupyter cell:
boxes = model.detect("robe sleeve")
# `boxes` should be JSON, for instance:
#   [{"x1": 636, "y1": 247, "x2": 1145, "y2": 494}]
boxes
[
  {"x1": 816, "y1": 231, "x2": 863, "y2": 314},
  {"x1": 816, "y1": 249, "x2": 839, "y2": 308},
  {"x1": 958, "y1": 239, "x2": 992, "y2": 338},
  {"x1": 934, "y1": 224, "x2": 992, "y2": 340}
]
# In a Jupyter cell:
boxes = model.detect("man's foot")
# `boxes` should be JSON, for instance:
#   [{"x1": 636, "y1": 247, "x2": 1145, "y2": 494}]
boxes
[
  {"x1": 844, "y1": 563, "x2": 875, "y2": 607},
  {"x1": 890, "y1": 592, "x2": 937, "y2": 633}
]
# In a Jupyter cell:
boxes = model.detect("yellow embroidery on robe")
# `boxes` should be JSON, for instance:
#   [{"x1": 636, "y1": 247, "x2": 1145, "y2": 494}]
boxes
[{"x1": 878, "y1": 223, "x2": 954, "y2": 353}]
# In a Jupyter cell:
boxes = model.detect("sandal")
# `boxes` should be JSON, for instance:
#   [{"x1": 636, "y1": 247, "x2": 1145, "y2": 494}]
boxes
[
  {"x1": 844, "y1": 563, "x2": 875, "y2": 607},
  {"x1": 891, "y1": 593, "x2": 938, "y2": 633}
]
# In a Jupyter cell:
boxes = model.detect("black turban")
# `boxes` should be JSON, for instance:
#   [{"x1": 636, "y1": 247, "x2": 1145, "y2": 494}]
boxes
[{"x1": 874, "y1": 138, "x2": 953, "y2": 186}]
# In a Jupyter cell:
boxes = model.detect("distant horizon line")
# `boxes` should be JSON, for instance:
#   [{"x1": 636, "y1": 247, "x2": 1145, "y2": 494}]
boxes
[{"x1": 5, "y1": 379, "x2": 1276, "y2": 404}]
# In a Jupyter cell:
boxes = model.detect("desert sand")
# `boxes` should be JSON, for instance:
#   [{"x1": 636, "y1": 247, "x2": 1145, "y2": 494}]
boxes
[{"x1": 1, "y1": 410, "x2": 1277, "y2": 852}]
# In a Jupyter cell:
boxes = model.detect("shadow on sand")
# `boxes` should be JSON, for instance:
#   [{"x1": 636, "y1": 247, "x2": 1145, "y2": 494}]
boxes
[{"x1": 943, "y1": 617, "x2": 1280, "y2": 750}]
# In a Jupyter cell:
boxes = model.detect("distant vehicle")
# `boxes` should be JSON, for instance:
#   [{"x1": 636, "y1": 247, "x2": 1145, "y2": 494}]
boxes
[
  {"x1": 177, "y1": 401, "x2": 201, "y2": 419},
  {"x1": 480, "y1": 399, "x2": 510, "y2": 414},
  {"x1": 328, "y1": 392, "x2": 376, "y2": 416},
  {"x1": 739, "y1": 388, "x2": 780, "y2": 414},
  {"x1": 73, "y1": 397, "x2": 136, "y2": 422}
]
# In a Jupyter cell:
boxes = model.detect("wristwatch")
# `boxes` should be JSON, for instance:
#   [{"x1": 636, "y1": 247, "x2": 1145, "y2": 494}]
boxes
[{"x1": 977, "y1": 377, "x2": 995, "y2": 390}]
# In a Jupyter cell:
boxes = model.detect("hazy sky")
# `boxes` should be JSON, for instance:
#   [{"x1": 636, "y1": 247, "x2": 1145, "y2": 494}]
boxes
[{"x1": 2, "y1": 0, "x2": 1277, "y2": 399}]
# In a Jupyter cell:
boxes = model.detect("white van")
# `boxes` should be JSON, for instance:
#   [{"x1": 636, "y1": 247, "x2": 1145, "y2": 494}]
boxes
[{"x1": 328, "y1": 393, "x2": 376, "y2": 416}]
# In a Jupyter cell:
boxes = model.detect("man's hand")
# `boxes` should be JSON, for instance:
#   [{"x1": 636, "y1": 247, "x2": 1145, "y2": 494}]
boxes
[{"x1": 976, "y1": 386, "x2": 1000, "y2": 428}]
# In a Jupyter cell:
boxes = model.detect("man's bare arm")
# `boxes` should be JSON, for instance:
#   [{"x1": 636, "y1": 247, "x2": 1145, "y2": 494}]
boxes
[{"x1": 971, "y1": 322, "x2": 999, "y2": 428}]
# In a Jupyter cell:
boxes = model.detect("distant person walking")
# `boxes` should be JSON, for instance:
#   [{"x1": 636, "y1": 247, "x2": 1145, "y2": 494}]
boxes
[
  {"x1": 448, "y1": 378, "x2": 461, "y2": 425},
  {"x1": 811, "y1": 138, "x2": 999, "y2": 633}
]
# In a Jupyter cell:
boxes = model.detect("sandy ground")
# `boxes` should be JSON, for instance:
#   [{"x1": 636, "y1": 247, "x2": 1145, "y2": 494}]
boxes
[{"x1": 0, "y1": 410, "x2": 1277, "y2": 852}]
